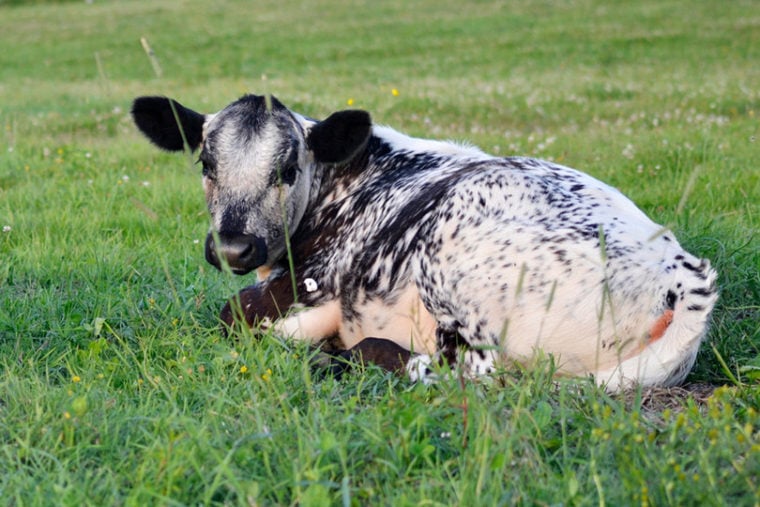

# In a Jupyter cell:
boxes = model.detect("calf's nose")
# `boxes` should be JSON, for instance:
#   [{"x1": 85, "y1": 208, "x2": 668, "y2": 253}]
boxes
[{"x1": 205, "y1": 233, "x2": 268, "y2": 275}]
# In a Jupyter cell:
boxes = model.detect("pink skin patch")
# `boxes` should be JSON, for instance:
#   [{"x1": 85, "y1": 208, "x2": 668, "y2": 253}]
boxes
[{"x1": 649, "y1": 309, "x2": 674, "y2": 342}]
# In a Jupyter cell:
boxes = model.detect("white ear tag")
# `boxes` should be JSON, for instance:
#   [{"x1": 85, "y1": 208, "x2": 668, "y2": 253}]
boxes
[{"x1": 304, "y1": 278, "x2": 319, "y2": 293}]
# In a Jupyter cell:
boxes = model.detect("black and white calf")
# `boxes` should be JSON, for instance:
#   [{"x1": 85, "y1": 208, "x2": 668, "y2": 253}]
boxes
[{"x1": 132, "y1": 94, "x2": 717, "y2": 392}]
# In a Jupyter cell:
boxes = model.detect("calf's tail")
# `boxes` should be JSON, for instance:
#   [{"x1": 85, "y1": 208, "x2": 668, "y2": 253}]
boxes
[{"x1": 598, "y1": 257, "x2": 718, "y2": 392}]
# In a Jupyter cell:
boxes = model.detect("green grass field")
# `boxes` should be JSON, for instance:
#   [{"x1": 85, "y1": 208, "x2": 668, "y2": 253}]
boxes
[{"x1": 1, "y1": 0, "x2": 758, "y2": 504}]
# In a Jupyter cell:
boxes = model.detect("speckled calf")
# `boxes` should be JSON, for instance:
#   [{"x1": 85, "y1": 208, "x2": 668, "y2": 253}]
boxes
[{"x1": 132, "y1": 94, "x2": 717, "y2": 392}]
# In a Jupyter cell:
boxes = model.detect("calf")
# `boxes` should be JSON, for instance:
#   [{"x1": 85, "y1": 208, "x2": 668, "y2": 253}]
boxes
[{"x1": 132, "y1": 94, "x2": 717, "y2": 392}]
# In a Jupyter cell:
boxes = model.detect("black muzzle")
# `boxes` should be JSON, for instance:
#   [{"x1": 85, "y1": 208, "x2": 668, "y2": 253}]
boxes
[{"x1": 205, "y1": 232, "x2": 268, "y2": 275}]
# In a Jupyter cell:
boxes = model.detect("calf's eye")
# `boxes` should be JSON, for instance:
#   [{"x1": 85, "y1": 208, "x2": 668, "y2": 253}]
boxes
[
  {"x1": 279, "y1": 164, "x2": 298, "y2": 185},
  {"x1": 197, "y1": 156, "x2": 215, "y2": 181}
]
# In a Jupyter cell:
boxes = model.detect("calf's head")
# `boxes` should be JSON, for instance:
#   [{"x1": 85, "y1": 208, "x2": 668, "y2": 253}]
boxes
[{"x1": 131, "y1": 94, "x2": 371, "y2": 274}]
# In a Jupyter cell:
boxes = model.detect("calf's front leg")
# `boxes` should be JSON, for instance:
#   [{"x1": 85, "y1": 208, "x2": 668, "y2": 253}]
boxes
[
  {"x1": 219, "y1": 269, "x2": 343, "y2": 351},
  {"x1": 219, "y1": 268, "x2": 298, "y2": 336},
  {"x1": 219, "y1": 273, "x2": 417, "y2": 378}
]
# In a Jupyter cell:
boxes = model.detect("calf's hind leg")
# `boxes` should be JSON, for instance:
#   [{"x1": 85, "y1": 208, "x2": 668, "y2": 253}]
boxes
[{"x1": 406, "y1": 325, "x2": 498, "y2": 383}]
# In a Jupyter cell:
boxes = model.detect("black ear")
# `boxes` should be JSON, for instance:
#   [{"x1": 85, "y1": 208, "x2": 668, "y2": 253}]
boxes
[
  {"x1": 131, "y1": 96, "x2": 205, "y2": 152},
  {"x1": 307, "y1": 110, "x2": 372, "y2": 164}
]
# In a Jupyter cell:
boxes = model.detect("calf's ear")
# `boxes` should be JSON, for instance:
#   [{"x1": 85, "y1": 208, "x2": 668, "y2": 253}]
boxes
[
  {"x1": 131, "y1": 96, "x2": 205, "y2": 152},
  {"x1": 307, "y1": 110, "x2": 371, "y2": 164}
]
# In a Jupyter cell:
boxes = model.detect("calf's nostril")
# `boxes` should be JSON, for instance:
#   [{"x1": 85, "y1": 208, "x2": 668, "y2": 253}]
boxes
[
  {"x1": 239, "y1": 243, "x2": 253, "y2": 260},
  {"x1": 204, "y1": 234, "x2": 221, "y2": 270}
]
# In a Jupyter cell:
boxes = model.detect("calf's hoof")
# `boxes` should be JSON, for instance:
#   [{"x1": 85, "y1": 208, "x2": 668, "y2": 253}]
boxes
[{"x1": 312, "y1": 338, "x2": 413, "y2": 379}]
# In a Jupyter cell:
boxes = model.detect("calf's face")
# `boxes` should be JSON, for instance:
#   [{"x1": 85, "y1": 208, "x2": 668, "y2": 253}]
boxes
[
  {"x1": 131, "y1": 94, "x2": 371, "y2": 275},
  {"x1": 199, "y1": 95, "x2": 314, "y2": 274}
]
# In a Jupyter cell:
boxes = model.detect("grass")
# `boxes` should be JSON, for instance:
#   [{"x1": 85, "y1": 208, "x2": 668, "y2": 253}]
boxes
[{"x1": 0, "y1": 0, "x2": 758, "y2": 504}]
